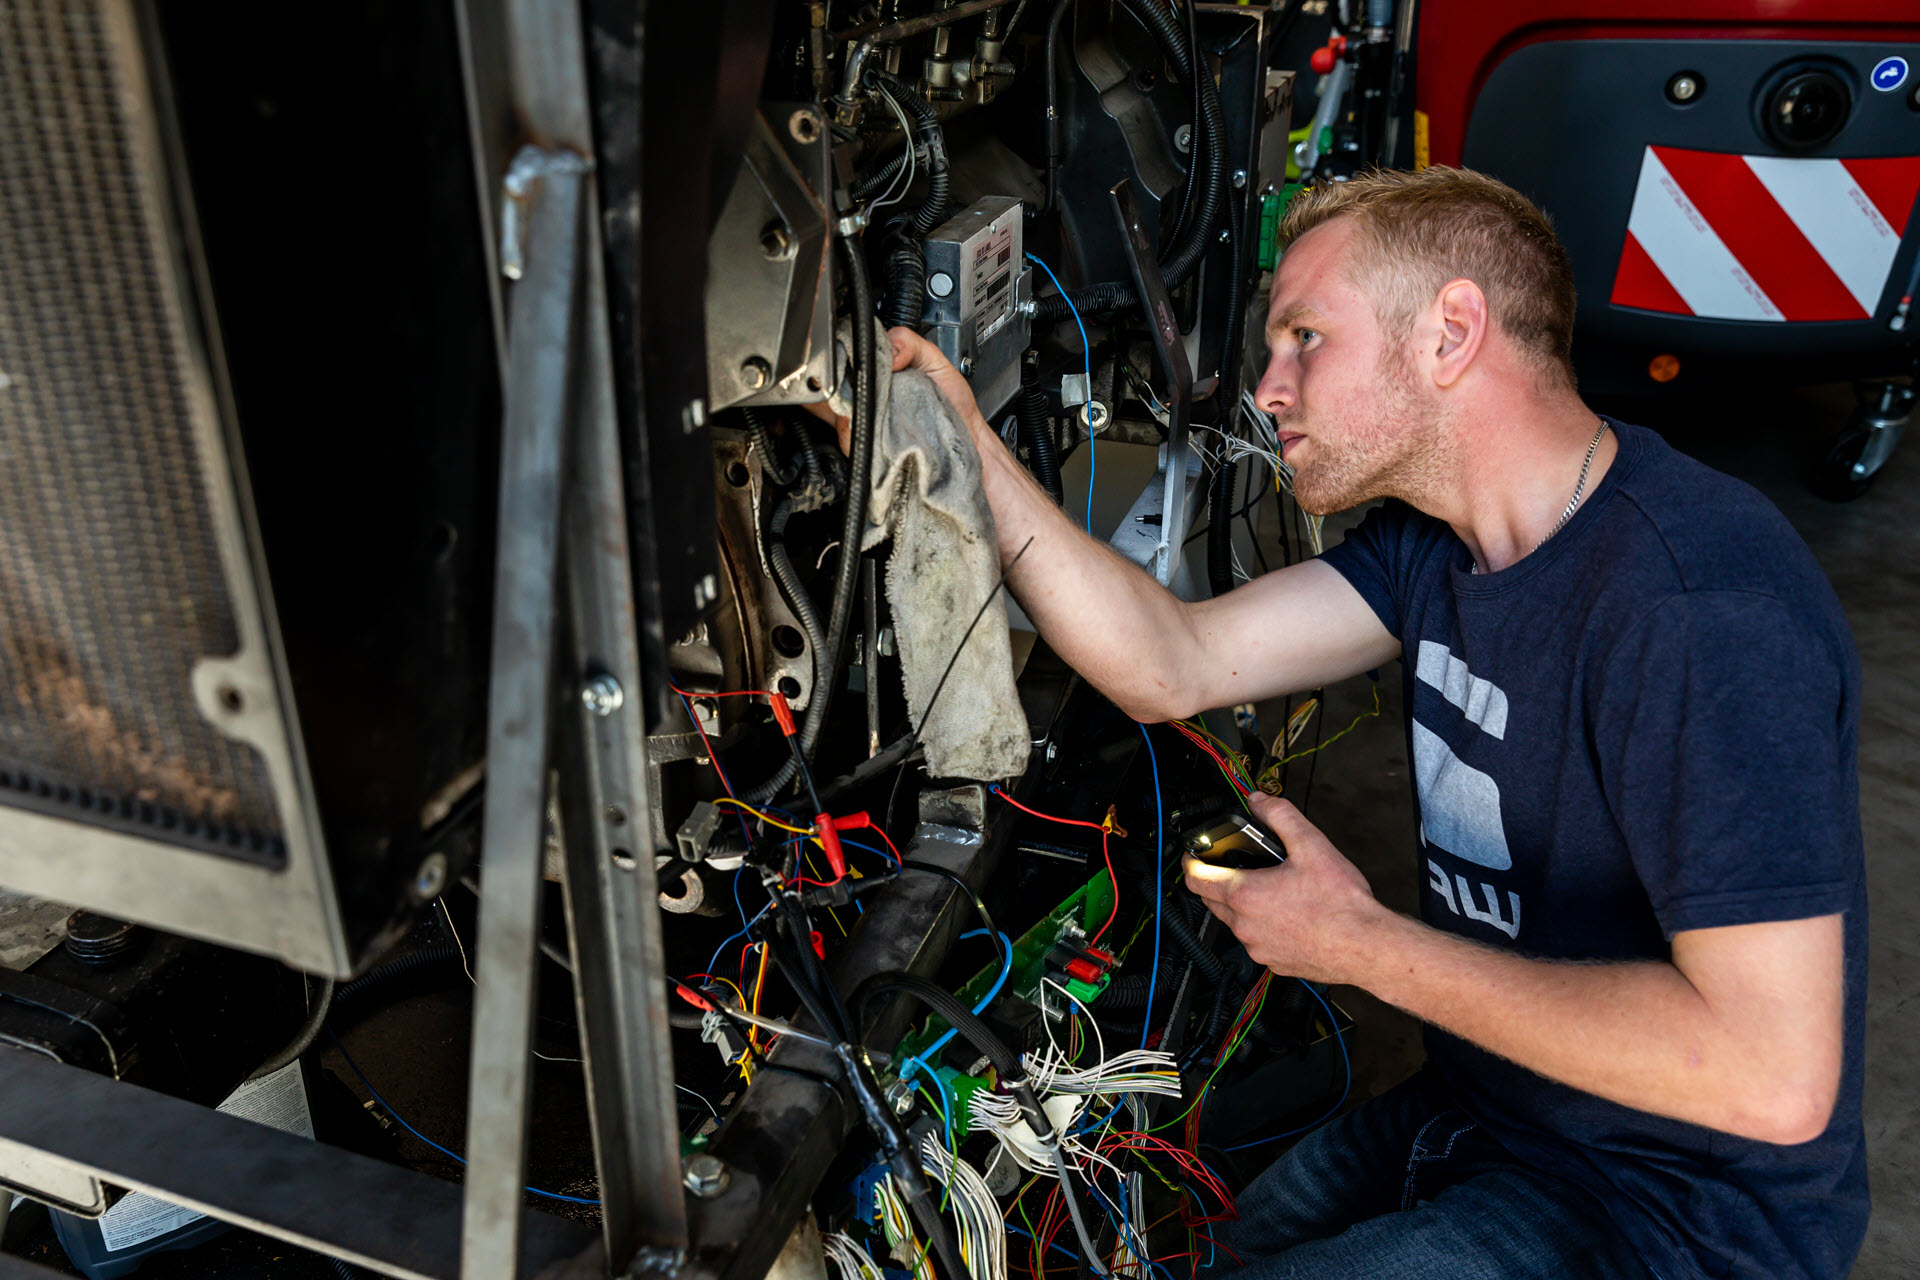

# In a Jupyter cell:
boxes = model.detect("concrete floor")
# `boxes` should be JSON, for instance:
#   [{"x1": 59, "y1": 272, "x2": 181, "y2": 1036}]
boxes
[
  {"x1": 1296, "y1": 382, "x2": 1920, "y2": 1279},
  {"x1": 1, "y1": 382, "x2": 1914, "y2": 1277}
]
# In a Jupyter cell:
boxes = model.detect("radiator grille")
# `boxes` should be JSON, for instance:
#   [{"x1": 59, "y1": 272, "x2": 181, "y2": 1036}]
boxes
[{"x1": 0, "y1": 0, "x2": 283, "y2": 853}]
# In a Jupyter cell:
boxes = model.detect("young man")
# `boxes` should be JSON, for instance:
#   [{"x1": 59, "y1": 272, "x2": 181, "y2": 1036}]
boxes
[{"x1": 884, "y1": 168, "x2": 1868, "y2": 1279}]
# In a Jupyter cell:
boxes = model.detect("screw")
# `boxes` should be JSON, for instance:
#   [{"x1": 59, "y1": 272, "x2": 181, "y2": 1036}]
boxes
[
  {"x1": 683, "y1": 1153, "x2": 730, "y2": 1198},
  {"x1": 1666, "y1": 72, "x2": 1702, "y2": 104},
  {"x1": 958, "y1": 356, "x2": 975, "y2": 377},
  {"x1": 741, "y1": 356, "x2": 773, "y2": 391},
  {"x1": 581, "y1": 673, "x2": 625, "y2": 717},
  {"x1": 761, "y1": 224, "x2": 794, "y2": 259},
  {"x1": 1174, "y1": 124, "x2": 1191, "y2": 153},
  {"x1": 412, "y1": 852, "x2": 448, "y2": 901},
  {"x1": 1232, "y1": 169, "x2": 1248, "y2": 189}
]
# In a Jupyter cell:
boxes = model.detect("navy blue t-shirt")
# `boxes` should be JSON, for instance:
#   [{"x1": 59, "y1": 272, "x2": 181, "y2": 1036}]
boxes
[{"x1": 1317, "y1": 420, "x2": 1869, "y2": 1280}]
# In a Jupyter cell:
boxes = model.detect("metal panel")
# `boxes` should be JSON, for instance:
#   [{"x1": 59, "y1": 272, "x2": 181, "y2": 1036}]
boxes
[
  {"x1": 0, "y1": 1048, "x2": 592, "y2": 1279},
  {"x1": 0, "y1": 0, "x2": 344, "y2": 974}
]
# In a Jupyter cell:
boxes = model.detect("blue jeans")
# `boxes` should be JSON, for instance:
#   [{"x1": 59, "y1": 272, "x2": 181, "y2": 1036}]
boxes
[{"x1": 1213, "y1": 1068, "x2": 1657, "y2": 1280}]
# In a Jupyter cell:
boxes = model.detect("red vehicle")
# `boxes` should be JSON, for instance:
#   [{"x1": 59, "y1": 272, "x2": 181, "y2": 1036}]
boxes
[{"x1": 1410, "y1": 0, "x2": 1920, "y2": 497}]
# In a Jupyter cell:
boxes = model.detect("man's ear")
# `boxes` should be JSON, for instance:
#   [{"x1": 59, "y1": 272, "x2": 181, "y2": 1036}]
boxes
[{"x1": 1429, "y1": 277, "x2": 1489, "y2": 390}]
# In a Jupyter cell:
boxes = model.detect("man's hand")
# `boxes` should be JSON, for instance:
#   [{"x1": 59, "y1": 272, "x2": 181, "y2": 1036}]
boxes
[
  {"x1": 888, "y1": 327, "x2": 991, "y2": 441},
  {"x1": 1182, "y1": 793, "x2": 1385, "y2": 984},
  {"x1": 805, "y1": 327, "x2": 990, "y2": 455}
]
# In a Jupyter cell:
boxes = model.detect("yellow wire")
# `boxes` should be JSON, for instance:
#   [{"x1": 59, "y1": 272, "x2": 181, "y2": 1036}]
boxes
[
  {"x1": 711, "y1": 797, "x2": 815, "y2": 835},
  {"x1": 1272, "y1": 684, "x2": 1382, "y2": 767}
]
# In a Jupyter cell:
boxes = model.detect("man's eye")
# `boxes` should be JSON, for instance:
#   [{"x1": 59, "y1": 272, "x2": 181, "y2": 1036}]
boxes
[{"x1": 1296, "y1": 328, "x2": 1318, "y2": 346}]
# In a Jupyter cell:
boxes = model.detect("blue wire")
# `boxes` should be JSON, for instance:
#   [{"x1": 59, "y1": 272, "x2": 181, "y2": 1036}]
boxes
[
  {"x1": 1137, "y1": 723, "x2": 1164, "y2": 1051},
  {"x1": 323, "y1": 1028, "x2": 600, "y2": 1205},
  {"x1": 918, "y1": 1060, "x2": 956, "y2": 1155},
  {"x1": 705, "y1": 903, "x2": 772, "y2": 979},
  {"x1": 1006, "y1": 1227, "x2": 1079, "y2": 1262},
  {"x1": 1220, "y1": 980, "x2": 1351, "y2": 1151},
  {"x1": 1025, "y1": 251, "x2": 1095, "y2": 533},
  {"x1": 898, "y1": 928, "x2": 1013, "y2": 1087}
]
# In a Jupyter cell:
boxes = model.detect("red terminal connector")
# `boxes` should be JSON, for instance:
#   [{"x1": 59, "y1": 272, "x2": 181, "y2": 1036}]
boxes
[
  {"x1": 811, "y1": 930, "x2": 827, "y2": 961},
  {"x1": 1064, "y1": 957, "x2": 1103, "y2": 985},
  {"x1": 1082, "y1": 946, "x2": 1116, "y2": 967},
  {"x1": 1309, "y1": 35, "x2": 1346, "y2": 75},
  {"x1": 769, "y1": 693, "x2": 799, "y2": 738},
  {"x1": 814, "y1": 817, "x2": 849, "y2": 880}
]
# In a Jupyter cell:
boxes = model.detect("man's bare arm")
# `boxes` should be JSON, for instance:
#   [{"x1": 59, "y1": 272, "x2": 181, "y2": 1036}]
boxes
[
  {"x1": 888, "y1": 328, "x2": 1400, "y2": 720},
  {"x1": 1187, "y1": 795, "x2": 1847, "y2": 1145}
]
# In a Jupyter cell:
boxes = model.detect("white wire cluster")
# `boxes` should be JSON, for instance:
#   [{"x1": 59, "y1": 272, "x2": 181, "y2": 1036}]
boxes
[
  {"x1": 873, "y1": 1176, "x2": 933, "y2": 1280},
  {"x1": 918, "y1": 1133, "x2": 1008, "y2": 1280},
  {"x1": 825, "y1": 1231, "x2": 886, "y2": 1280}
]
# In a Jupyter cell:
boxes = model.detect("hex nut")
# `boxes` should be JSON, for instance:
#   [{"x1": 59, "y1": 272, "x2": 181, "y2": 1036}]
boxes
[
  {"x1": 740, "y1": 357, "x2": 773, "y2": 391},
  {"x1": 683, "y1": 1153, "x2": 730, "y2": 1198},
  {"x1": 581, "y1": 673, "x2": 625, "y2": 717}
]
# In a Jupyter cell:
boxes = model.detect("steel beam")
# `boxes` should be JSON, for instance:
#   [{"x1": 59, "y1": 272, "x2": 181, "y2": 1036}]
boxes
[
  {"x1": 0, "y1": 1049, "x2": 590, "y2": 1279},
  {"x1": 555, "y1": 177, "x2": 690, "y2": 1269},
  {"x1": 461, "y1": 157, "x2": 587, "y2": 1280}
]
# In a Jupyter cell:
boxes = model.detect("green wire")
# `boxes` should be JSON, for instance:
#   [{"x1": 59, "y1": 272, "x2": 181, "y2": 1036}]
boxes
[{"x1": 915, "y1": 1084, "x2": 957, "y2": 1212}]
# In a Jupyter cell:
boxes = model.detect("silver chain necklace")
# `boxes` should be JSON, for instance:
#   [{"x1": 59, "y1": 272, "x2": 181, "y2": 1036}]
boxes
[{"x1": 1471, "y1": 417, "x2": 1609, "y2": 575}]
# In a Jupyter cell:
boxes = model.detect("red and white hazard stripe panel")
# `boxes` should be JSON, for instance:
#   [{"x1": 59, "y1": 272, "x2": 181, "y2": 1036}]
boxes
[{"x1": 1611, "y1": 145, "x2": 1920, "y2": 322}]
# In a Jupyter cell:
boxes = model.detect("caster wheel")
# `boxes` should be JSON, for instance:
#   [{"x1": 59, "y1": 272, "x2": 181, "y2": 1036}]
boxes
[{"x1": 1809, "y1": 427, "x2": 1879, "y2": 502}]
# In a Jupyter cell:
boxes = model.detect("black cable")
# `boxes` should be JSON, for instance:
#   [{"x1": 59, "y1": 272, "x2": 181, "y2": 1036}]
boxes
[
  {"x1": 768, "y1": 496, "x2": 831, "y2": 718},
  {"x1": 249, "y1": 977, "x2": 334, "y2": 1081},
  {"x1": 1161, "y1": 0, "x2": 1205, "y2": 251},
  {"x1": 818, "y1": 731, "x2": 922, "y2": 803},
  {"x1": 1030, "y1": 0, "x2": 1226, "y2": 322},
  {"x1": 1042, "y1": 0, "x2": 1076, "y2": 216},
  {"x1": 743, "y1": 406, "x2": 800, "y2": 487},
  {"x1": 1015, "y1": 349, "x2": 1064, "y2": 502},
  {"x1": 747, "y1": 238, "x2": 878, "y2": 805},
  {"x1": 894, "y1": 861, "x2": 1005, "y2": 964}
]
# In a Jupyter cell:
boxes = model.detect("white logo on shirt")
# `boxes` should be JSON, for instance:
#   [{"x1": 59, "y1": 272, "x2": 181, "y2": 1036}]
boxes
[{"x1": 1413, "y1": 644, "x2": 1522, "y2": 939}]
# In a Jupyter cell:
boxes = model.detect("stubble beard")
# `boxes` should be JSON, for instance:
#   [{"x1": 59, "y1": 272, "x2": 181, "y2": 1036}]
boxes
[{"x1": 1285, "y1": 344, "x2": 1442, "y2": 516}]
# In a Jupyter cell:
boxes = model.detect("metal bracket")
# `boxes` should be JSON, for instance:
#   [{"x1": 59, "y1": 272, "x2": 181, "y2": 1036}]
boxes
[{"x1": 1107, "y1": 178, "x2": 1196, "y2": 586}]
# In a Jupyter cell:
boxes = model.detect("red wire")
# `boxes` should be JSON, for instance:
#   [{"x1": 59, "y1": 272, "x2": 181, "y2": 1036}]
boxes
[
  {"x1": 668, "y1": 682, "x2": 774, "y2": 700},
  {"x1": 991, "y1": 786, "x2": 1122, "y2": 944},
  {"x1": 870, "y1": 824, "x2": 904, "y2": 866},
  {"x1": 1167, "y1": 721, "x2": 1253, "y2": 798},
  {"x1": 990, "y1": 785, "x2": 1108, "y2": 831}
]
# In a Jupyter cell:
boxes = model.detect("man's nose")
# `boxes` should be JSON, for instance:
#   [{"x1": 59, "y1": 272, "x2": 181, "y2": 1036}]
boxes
[{"x1": 1254, "y1": 355, "x2": 1295, "y2": 417}]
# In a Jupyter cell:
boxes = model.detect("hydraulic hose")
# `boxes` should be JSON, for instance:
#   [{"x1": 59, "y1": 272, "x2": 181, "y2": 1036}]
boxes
[
  {"x1": 746, "y1": 239, "x2": 877, "y2": 805},
  {"x1": 768, "y1": 495, "x2": 830, "y2": 706},
  {"x1": 1015, "y1": 350, "x2": 1064, "y2": 502},
  {"x1": 1207, "y1": 458, "x2": 1236, "y2": 597},
  {"x1": 1031, "y1": 0, "x2": 1226, "y2": 321}
]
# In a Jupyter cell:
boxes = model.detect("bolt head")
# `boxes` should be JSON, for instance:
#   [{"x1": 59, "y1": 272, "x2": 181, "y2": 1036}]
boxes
[
  {"x1": 761, "y1": 224, "x2": 794, "y2": 259},
  {"x1": 740, "y1": 357, "x2": 773, "y2": 391},
  {"x1": 411, "y1": 852, "x2": 448, "y2": 900},
  {"x1": 1174, "y1": 124, "x2": 1192, "y2": 153},
  {"x1": 958, "y1": 356, "x2": 975, "y2": 377},
  {"x1": 683, "y1": 1153, "x2": 730, "y2": 1197},
  {"x1": 1666, "y1": 71, "x2": 1702, "y2": 104},
  {"x1": 1232, "y1": 169, "x2": 1249, "y2": 189},
  {"x1": 581, "y1": 673, "x2": 625, "y2": 717}
]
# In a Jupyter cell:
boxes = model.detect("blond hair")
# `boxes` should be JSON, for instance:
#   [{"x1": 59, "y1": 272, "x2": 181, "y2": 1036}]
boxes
[{"x1": 1279, "y1": 167, "x2": 1578, "y2": 386}]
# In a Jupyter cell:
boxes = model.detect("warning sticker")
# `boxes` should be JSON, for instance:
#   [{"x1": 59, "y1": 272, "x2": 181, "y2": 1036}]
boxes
[{"x1": 99, "y1": 1061, "x2": 314, "y2": 1252}]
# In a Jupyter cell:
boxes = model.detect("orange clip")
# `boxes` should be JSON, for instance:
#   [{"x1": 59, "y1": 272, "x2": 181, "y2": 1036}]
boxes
[{"x1": 769, "y1": 693, "x2": 798, "y2": 737}]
